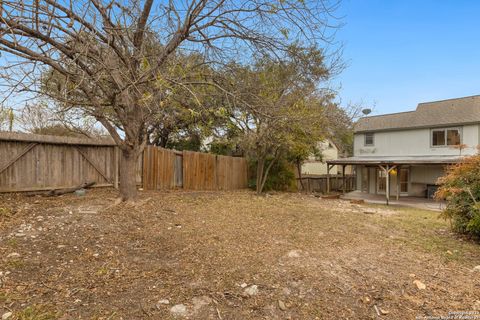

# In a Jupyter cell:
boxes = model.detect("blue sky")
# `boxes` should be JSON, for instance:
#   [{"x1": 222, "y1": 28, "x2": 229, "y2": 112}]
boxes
[{"x1": 334, "y1": 0, "x2": 480, "y2": 115}]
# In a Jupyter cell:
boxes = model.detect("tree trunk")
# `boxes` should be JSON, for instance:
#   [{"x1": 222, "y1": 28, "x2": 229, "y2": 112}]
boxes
[
  {"x1": 259, "y1": 157, "x2": 277, "y2": 194},
  {"x1": 119, "y1": 148, "x2": 140, "y2": 202},
  {"x1": 296, "y1": 159, "x2": 304, "y2": 191},
  {"x1": 256, "y1": 158, "x2": 265, "y2": 195}
]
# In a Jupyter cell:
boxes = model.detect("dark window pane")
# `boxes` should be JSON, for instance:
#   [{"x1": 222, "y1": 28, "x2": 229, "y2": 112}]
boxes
[
  {"x1": 432, "y1": 130, "x2": 445, "y2": 146},
  {"x1": 365, "y1": 133, "x2": 374, "y2": 146},
  {"x1": 447, "y1": 129, "x2": 460, "y2": 145}
]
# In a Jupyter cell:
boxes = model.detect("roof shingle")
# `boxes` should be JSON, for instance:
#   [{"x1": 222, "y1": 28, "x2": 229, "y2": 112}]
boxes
[{"x1": 355, "y1": 95, "x2": 480, "y2": 132}]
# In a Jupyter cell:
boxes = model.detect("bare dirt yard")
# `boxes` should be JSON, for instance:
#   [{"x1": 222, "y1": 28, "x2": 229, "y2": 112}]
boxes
[{"x1": 1, "y1": 189, "x2": 480, "y2": 320}]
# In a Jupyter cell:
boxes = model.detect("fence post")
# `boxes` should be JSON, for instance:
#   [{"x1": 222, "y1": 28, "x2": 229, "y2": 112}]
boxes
[
  {"x1": 326, "y1": 164, "x2": 331, "y2": 194},
  {"x1": 215, "y1": 155, "x2": 219, "y2": 190}
]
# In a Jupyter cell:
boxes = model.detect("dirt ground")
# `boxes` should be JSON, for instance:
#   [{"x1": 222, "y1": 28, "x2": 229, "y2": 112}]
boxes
[{"x1": 1, "y1": 189, "x2": 479, "y2": 320}]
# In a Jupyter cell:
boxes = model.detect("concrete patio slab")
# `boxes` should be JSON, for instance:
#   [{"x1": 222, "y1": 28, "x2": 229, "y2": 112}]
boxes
[{"x1": 341, "y1": 190, "x2": 446, "y2": 212}]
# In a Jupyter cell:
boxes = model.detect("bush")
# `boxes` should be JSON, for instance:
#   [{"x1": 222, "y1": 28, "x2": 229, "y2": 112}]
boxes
[
  {"x1": 248, "y1": 157, "x2": 297, "y2": 192},
  {"x1": 435, "y1": 155, "x2": 480, "y2": 238}
]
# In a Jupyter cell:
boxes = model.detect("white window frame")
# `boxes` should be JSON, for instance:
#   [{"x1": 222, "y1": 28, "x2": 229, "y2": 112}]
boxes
[
  {"x1": 430, "y1": 127, "x2": 462, "y2": 147},
  {"x1": 364, "y1": 132, "x2": 374, "y2": 146}
]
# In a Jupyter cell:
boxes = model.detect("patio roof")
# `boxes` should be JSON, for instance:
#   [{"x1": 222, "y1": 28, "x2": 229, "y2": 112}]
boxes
[{"x1": 327, "y1": 155, "x2": 464, "y2": 165}]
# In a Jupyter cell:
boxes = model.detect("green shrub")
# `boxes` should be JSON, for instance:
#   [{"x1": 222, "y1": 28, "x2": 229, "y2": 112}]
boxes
[
  {"x1": 435, "y1": 155, "x2": 480, "y2": 238},
  {"x1": 248, "y1": 157, "x2": 297, "y2": 192}
]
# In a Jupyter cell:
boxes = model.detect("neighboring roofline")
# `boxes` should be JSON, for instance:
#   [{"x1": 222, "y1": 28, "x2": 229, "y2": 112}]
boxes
[
  {"x1": 322, "y1": 138, "x2": 339, "y2": 151},
  {"x1": 354, "y1": 121, "x2": 480, "y2": 133},
  {"x1": 357, "y1": 110, "x2": 416, "y2": 120},
  {"x1": 417, "y1": 94, "x2": 480, "y2": 106}
]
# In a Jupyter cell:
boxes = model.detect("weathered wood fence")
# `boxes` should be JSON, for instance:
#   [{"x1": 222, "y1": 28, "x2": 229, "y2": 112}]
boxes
[
  {"x1": 297, "y1": 175, "x2": 356, "y2": 194},
  {"x1": 0, "y1": 132, "x2": 247, "y2": 193},
  {"x1": 142, "y1": 146, "x2": 248, "y2": 191}
]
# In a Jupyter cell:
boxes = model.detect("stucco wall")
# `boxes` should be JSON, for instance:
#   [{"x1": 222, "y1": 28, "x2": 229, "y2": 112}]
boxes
[{"x1": 354, "y1": 124, "x2": 479, "y2": 157}]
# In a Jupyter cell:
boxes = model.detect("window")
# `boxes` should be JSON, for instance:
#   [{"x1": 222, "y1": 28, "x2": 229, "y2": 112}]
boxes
[
  {"x1": 447, "y1": 129, "x2": 461, "y2": 145},
  {"x1": 364, "y1": 132, "x2": 374, "y2": 146},
  {"x1": 432, "y1": 130, "x2": 445, "y2": 146},
  {"x1": 431, "y1": 128, "x2": 461, "y2": 146}
]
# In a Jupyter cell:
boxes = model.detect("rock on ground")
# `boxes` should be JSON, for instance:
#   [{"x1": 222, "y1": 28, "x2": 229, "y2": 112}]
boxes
[
  {"x1": 244, "y1": 285, "x2": 259, "y2": 296},
  {"x1": 413, "y1": 280, "x2": 426, "y2": 290},
  {"x1": 287, "y1": 250, "x2": 302, "y2": 258},
  {"x1": 156, "y1": 299, "x2": 170, "y2": 308},
  {"x1": 2, "y1": 312, "x2": 12, "y2": 320},
  {"x1": 170, "y1": 304, "x2": 188, "y2": 317},
  {"x1": 192, "y1": 296, "x2": 212, "y2": 312}
]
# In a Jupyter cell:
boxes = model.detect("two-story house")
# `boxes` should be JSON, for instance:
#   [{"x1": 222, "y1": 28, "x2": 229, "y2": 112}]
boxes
[{"x1": 327, "y1": 95, "x2": 480, "y2": 202}]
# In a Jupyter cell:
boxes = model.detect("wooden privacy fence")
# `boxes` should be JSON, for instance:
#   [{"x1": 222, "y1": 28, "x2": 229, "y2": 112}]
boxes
[
  {"x1": 0, "y1": 132, "x2": 142, "y2": 192},
  {"x1": 297, "y1": 175, "x2": 356, "y2": 194},
  {"x1": 0, "y1": 132, "x2": 248, "y2": 192},
  {"x1": 142, "y1": 146, "x2": 248, "y2": 191},
  {"x1": 0, "y1": 132, "x2": 247, "y2": 193}
]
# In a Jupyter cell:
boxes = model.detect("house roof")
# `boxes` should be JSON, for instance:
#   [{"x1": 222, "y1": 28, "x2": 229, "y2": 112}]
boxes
[
  {"x1": 327, "y1": 155, "x2": 463, "y2": 165},
  {"x1": 355, "y1": 95, "x2": 480, "y2": 132}
]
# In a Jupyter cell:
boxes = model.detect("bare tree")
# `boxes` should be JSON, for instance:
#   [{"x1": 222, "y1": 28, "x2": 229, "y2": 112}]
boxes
[
  {"x1": 18, "y1": 101, "x2": 106, "y2": 137},
  {"x1": 0, "y1": 0, "x2": 340, "y2": 201}
]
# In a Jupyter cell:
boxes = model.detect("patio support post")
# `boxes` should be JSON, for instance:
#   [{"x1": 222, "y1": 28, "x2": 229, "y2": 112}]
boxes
[
  {"x1": 385, "y1": 165, "x2": 390, "y2": 205},
  {"x1": 396, "y1": 165, "x2": 401, "y2": 201},
  {"x1": 326, "y1": 164, "x2": 332, "y2": 194},
  {"x1": 379, "y1": 164, "x2": 397, "y2": 206},
  {"x1": 342, "y1": 164, "x2": 346, "y2": 194}
]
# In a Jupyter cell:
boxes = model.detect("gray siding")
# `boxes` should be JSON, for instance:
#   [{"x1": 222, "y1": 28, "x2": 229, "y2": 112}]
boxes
[{"x1": 354, "y1": 124, "x2": 479, "y2": 157}]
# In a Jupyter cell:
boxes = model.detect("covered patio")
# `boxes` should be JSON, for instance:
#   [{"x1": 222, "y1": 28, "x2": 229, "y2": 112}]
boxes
[{"x1": 326, "y1": 155, "x2": 462, "y2": 205}]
